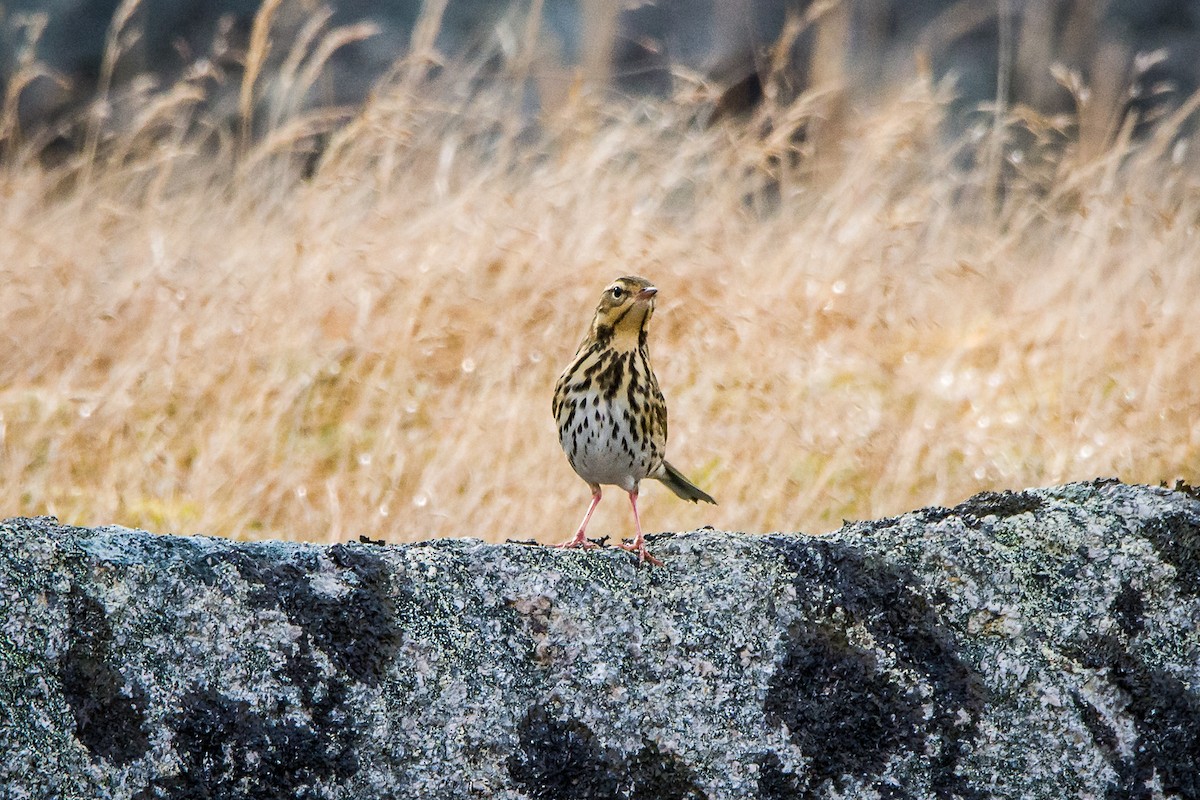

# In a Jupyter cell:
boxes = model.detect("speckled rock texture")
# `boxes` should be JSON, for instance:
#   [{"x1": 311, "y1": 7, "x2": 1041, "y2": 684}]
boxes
[{"x1": 1, "y1": 479, "x2": 1198, "y2": 799}]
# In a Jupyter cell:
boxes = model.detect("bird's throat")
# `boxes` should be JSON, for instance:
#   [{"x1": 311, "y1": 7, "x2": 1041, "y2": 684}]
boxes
[
  {"x1": 593, "y1": 308, "x2": 649, "y2": 353},
  {"x1": 608, "y1": 324, "x2": 643, "y2": 353}
]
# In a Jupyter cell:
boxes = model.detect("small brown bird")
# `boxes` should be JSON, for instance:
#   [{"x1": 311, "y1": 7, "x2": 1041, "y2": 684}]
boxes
[{"x1": 552, "y1": 276, "x2": 716, "y2": 564}]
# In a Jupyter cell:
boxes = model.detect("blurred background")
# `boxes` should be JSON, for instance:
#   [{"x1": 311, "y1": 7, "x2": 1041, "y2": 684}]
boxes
[
  {"x1": 0, "y1": 1, "x2": 1197, "y2": 544},
  {"x1": 6, "y1": 0, "x2": 1200, "y2": 155}
]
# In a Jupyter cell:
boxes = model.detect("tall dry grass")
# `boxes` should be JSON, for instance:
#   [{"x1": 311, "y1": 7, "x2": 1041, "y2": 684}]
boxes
[{"x1": 1, "y1": 9, "x2": 1198, "y2": 544}]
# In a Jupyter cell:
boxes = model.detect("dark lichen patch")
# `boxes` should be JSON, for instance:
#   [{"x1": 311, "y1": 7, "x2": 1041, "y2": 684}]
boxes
[
  {"x1": 769, "y1": 539, "x2": 989, "y2": 713},
  {"x1": 756, "y1": 752, "x2": 803, "y2": 800},
  {"x1": 57, "y1": 589, "x2": 149, "y2": 766},
  {"x1": 1071, "y1": 692, "x2": 1120, "y2": 761},
  {"x1": 765, "y1": 622, "x2": 923, "y2": 790},
  {"x1": 904, "y1": 489, "x2": 1045, "y2": 527},
  {"x1": 162, "y1": 545, "x2": 389, "y2": 798},
  {"x1": 276, "y1": 639, "x2": 359, "y2": 785},
  {"x1": 1071, "y1": 635, "x2": 1200, "y2": 800},
  {"x1": 952, "y1": 490, "x2": 1046, "y2": 521},
  {"x1": 1071, "y1": 692, "x2": 1144, "y2": 800},
  {"x1": 626, "y1": 740, "x2": 706, "y2": 800},
  {"x1": 509, "y1": 706, "x2": 622, "y2": 799},
  {"x1": 1140, "y1": 511, "x2": 1200, "y2": 598},
  {"x1": 912, "y1": 505, "x2": 955, "y2": 524},
  {"x1": 1110, "y1": 655, "x2": 1200, "y2": 800},
  {"x1": 314, "y1": 545, "x2": 402, "y2": 684},
  {"x1": 1111, "y1": 583, "x2": 1145, "y2": 637},
  {"x1": 137, "y1": 686, "x2": 356, "y2": 800},
  {"x1": 508, "y1": 707, "x2": 704, "y2": 800},
  {"x1": 220, "y1": 545, "x2": 401, "y2": 685},
  {"x1": 767, "y1": 539, "x2": 987, "y2": 796},
  {"x1": 214, "y1": 549, "x2": 313, "y2": 612}
]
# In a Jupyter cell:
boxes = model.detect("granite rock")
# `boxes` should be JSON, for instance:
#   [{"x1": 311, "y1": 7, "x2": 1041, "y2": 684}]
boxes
[{"x1": 1, "y1": 479, "x2": 1198, "y2": 799}]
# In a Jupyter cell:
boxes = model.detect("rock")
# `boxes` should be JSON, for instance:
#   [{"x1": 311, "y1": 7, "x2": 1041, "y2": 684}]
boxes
[{"x1": 1, "y1": 479, "x2": 1198, "y2": 798}]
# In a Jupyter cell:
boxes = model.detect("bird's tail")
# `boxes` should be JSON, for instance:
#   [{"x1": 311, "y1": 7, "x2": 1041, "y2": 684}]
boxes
[{"x1": 655, "y1": 460, "x2": 717, "y2": 504}]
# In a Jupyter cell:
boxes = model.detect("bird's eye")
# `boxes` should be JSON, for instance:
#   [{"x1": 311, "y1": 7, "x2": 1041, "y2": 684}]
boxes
[{"x1": 610, "y1": 286, "x2": 624, "y2": 299}]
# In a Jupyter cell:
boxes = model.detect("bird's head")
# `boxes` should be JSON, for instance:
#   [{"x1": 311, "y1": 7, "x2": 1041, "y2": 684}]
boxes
[{"x1": 590, "y1": 276, "x2": 657, "y2": 350}]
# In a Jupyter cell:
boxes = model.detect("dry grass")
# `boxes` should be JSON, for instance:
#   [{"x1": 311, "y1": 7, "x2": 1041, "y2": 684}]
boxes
[{"x1": 1, "y1": 35, "x2": 1198, "y2": 545}]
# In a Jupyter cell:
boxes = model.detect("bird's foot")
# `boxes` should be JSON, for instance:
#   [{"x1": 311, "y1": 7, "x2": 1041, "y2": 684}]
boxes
[
  {"x1": 618, "y1": 540, "x2": 663, "y2": 566},
  {"x1": 553, "y1": 532, "x2": 599, "y2": 550}
]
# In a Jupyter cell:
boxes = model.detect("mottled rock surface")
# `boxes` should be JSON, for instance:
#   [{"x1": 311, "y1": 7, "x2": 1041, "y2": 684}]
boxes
[{"x1": 1, "y1": 479, "x2": 1199, "y2": 799}]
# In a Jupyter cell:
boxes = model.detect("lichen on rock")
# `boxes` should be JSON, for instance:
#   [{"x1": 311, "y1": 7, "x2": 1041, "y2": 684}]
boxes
[{"x1": 0, "y1": 480, "x2": 1197, "y2": 798}]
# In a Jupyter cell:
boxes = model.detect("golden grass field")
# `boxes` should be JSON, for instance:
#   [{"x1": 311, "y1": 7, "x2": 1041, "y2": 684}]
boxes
[{"x1": 1, "y1": 48, "x2": 1198, "y2": 545}]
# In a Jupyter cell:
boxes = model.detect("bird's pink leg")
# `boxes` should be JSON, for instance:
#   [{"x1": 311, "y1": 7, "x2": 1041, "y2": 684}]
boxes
[
  {"x1": 618, "y1": 487, "x2": 663, "y2": 566},
  {"x1": 555, "y1": 484, "x2": 602, "y2": 549}
]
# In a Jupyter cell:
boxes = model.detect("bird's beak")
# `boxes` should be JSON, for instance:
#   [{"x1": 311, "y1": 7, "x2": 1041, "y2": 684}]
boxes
[{"x1": 636, "y1": 286, "x2": 658, "y2": 302}]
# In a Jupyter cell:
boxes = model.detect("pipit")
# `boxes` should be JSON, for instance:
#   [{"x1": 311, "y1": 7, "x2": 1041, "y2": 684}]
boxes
[{"x1": 552, "y1": 276, "x2": 716, "y2": 564}]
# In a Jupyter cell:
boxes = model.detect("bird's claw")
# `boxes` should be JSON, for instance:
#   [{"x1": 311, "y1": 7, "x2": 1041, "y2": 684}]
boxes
[
  {"x1": 553, "y1": 536, "x2": 599, "y2": 550},
  {"x1": 617, "y1": 541, "x2": 663, "y2": 566}
]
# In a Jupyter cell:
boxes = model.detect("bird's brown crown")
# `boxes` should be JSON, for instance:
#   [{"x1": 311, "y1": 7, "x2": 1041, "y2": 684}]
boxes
[{"x1": 588, "y1": 276, "x2": 657, "y2": 351}]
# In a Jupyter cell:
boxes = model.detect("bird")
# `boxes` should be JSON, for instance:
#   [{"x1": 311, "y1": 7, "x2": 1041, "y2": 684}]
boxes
[{"x1": 552, "y1": 276, "x2": 716, "y2": 565}]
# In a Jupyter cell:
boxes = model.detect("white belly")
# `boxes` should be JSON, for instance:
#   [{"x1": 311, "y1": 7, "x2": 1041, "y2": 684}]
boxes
[{"x1": 562, "y1": 392, "x2": 652, "y2": 491}]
